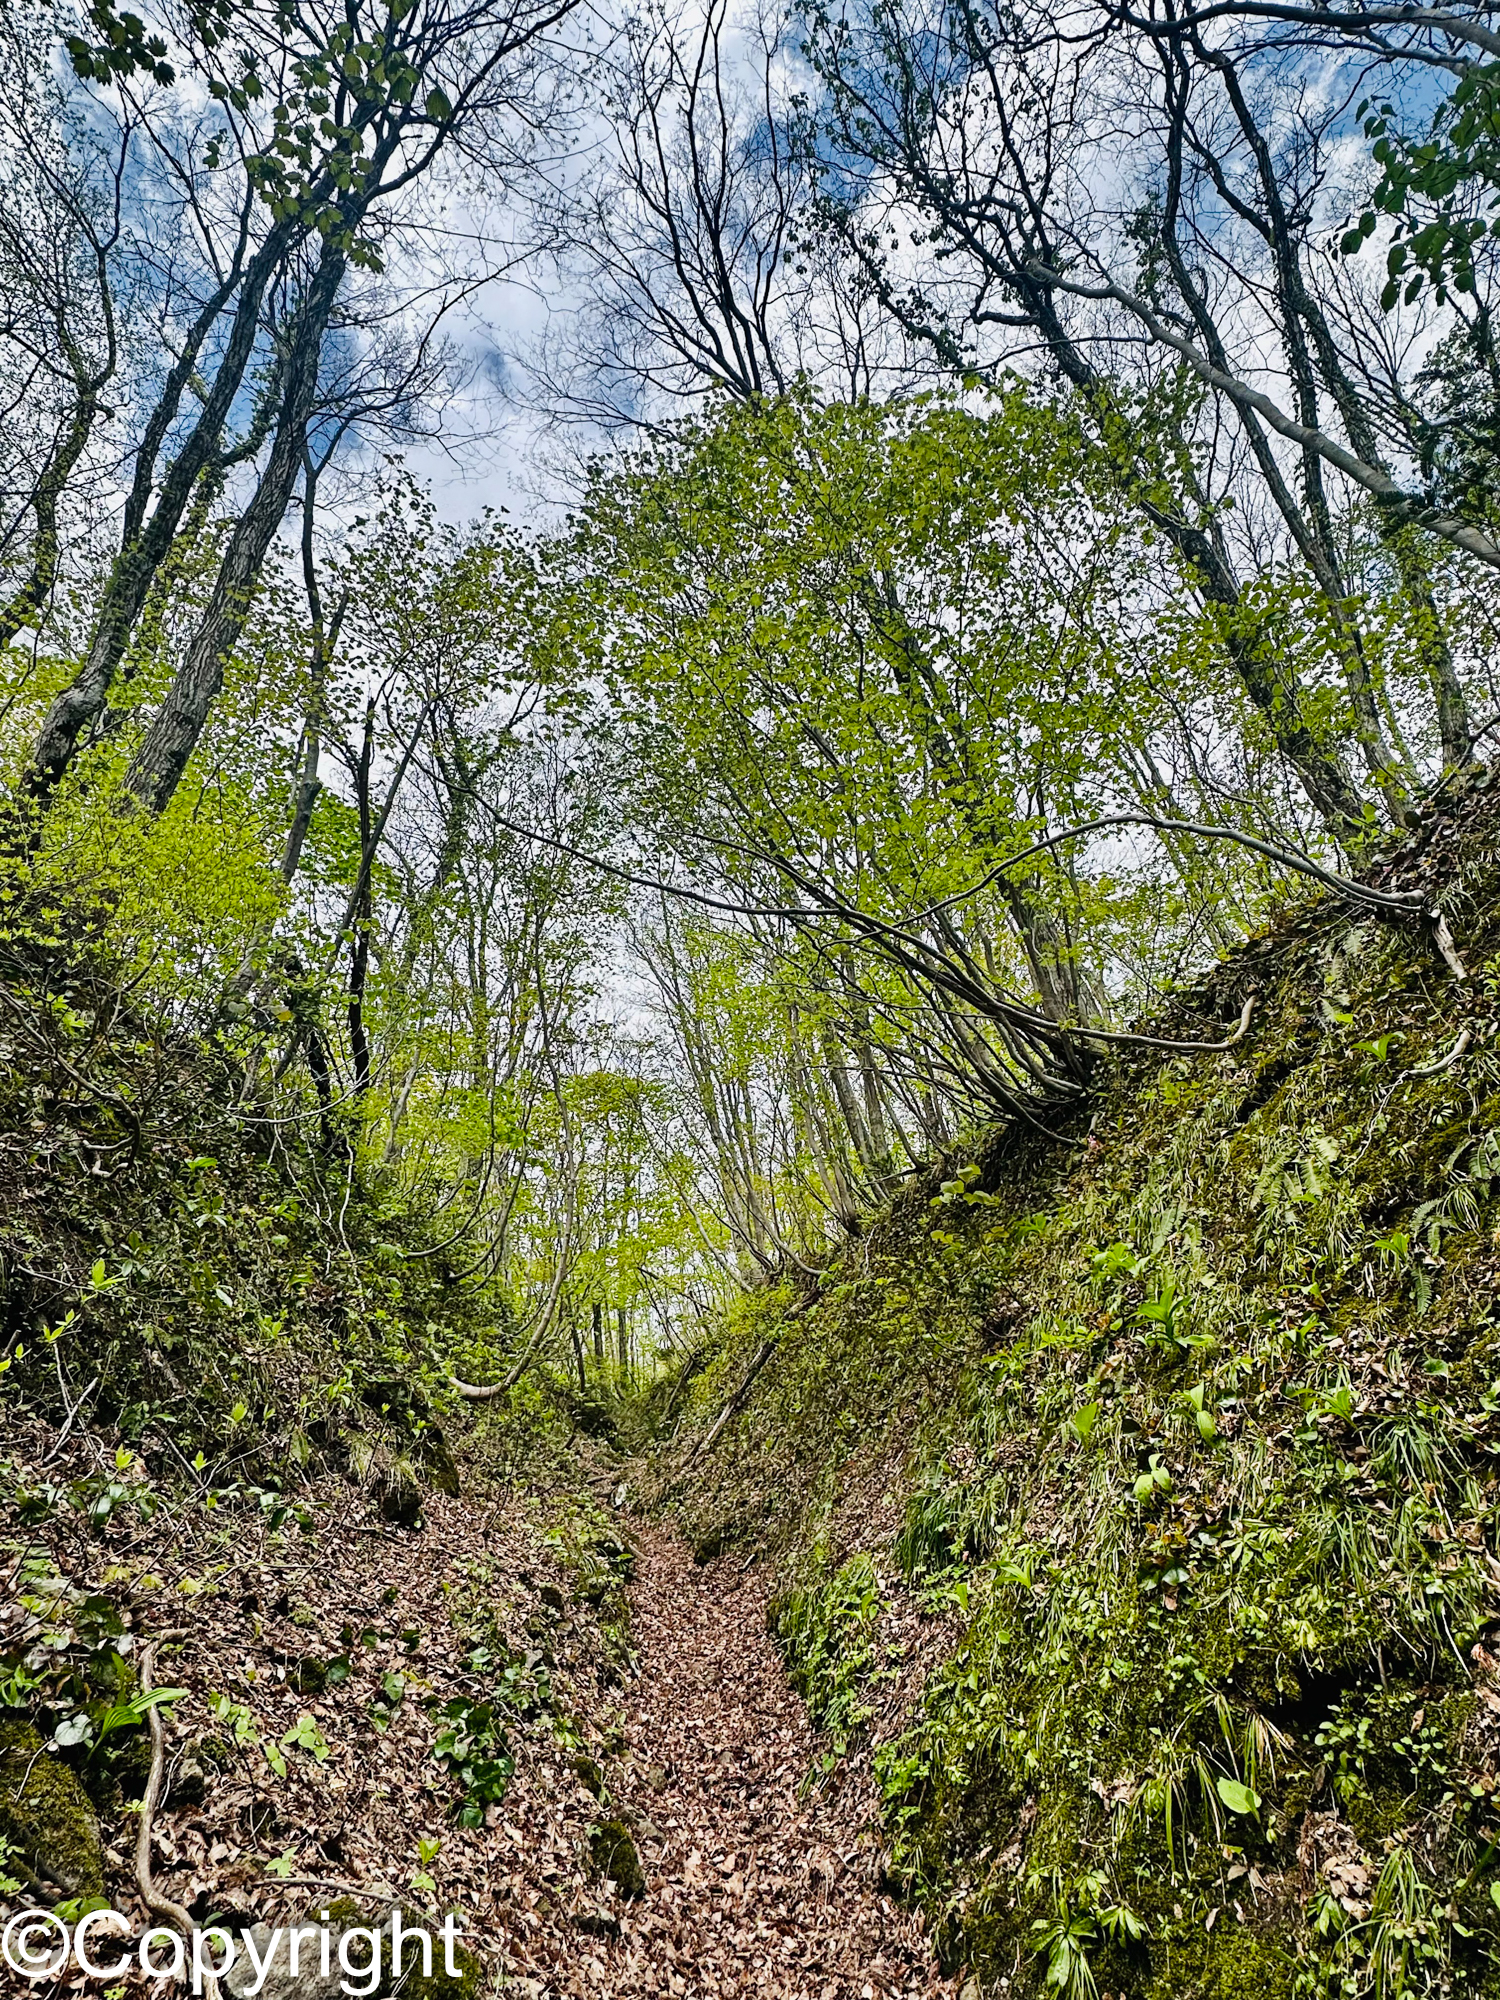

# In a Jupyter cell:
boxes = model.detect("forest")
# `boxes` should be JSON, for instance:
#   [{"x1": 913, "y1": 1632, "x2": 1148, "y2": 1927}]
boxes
[{"x1": 1, "y1": 0, "x2": 1499, "y2": 1995}]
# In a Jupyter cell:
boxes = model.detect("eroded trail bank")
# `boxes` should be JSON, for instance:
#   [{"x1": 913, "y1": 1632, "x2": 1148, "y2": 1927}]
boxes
[
  {"x1": 1, "y1": 1425, "x2": 951, "y2": 2000},
  {"x1": 600, "y1": 1531, "x2": 952, "y2": 2000}
]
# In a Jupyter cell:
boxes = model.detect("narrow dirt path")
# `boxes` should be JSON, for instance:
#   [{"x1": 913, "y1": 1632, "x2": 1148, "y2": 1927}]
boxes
[
  {"x1": 603, "y1": 1531, "x2": 954, "y2": 2000},
  {"x1": 1, "y1": 1420, "x2": 954, "y2": 2000}
]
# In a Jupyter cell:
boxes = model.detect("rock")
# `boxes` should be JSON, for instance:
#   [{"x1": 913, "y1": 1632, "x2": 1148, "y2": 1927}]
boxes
[
  {"x1": 375, "y1": 1470, "x2": 423, "y2": 1528},
  {"x1": 0, "y1": 1717, "x2": 105, "y2": 1897},
  {"x1": 572, "y1": 1753, "x2": 604, "y2": 1798},
  {"x1": 588, "y1": 1818, "x2": 645, "y2": 1900},
  {"x1": 573, "y1": 1911, "x2": 621, "y2": 1941},
  {"x1": 417, "y1": 1428, "x2": 461, "y2": 1498},
  {"x1": 595, "y1": 1535, "x2": 636, "y2": 1580},
  {"x1": 166, "y1": 1755, "x2": 210, "y2": 1808}
]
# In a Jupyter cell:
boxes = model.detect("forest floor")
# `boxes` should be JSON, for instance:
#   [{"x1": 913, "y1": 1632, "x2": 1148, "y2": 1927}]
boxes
[
  {"x1": 602, "y1": 1531, "x2": 953, "y2": 2000},
  {"x1": 2, "y1": 1420, "x2": 954, "y2": 1999}
]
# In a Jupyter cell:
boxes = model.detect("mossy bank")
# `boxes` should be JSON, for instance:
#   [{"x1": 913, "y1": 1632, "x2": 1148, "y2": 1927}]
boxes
[{"x1": 650, "y1": 774, "x2": 1500, "y2": 1999}]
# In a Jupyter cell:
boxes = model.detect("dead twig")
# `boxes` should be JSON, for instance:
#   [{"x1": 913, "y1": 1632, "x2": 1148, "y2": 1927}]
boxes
[
  {"x1": 690, "y1": 1339, "x2": 778, "y2": 1465},
  {"x1": 136, "y1": 1632, "x2": 214, "y2": 2000}
]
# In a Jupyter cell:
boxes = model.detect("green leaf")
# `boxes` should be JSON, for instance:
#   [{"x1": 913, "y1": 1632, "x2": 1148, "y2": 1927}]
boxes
[
  {"x1": 282, "y1": 1713, "x2": 331, "y2": 1762},
  {"x1": 425, "y1": 87, "x2": 451, "y2": 120},
  {"x1": 1215, "y1": 1776, "x2": 1261, "y2": 1816}
]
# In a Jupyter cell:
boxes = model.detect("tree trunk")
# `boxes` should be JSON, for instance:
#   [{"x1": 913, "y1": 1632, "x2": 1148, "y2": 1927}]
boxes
[
  {"x1": 123, "y1": 244, "x2": 347, "y2": 815},
  {"x1": 23, "y1": 221, "x2": 295, "y2": 810}
]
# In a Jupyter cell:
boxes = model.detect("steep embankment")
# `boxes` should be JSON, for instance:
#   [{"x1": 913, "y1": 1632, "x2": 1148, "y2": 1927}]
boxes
[
  {"x1": 0, "y1": 898, "x2": 957, "y2": 1999},
  {"x1": 0, "y1": 894, "x2": 515, "y2": 1514},
  {"x1": 650, "y1": 771, "x2": 1500, "y2": 2000}
]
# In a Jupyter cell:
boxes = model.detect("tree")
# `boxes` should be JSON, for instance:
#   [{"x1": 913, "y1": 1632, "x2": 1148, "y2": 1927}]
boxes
[
  {"x1": 555, "y1": 390, "x2": 1277, "y2": 1121},
  {"x1": 524, "y1": 0, "x2": 922, "y2": 437},
  {"x1": 18, "y1": 0, "x2": 583, "y2": 819},
  {"x1": 0, "y1": 2, "x2": 124, "y2": 653},
  {"x1": 798, "y1": 0, "x2": 1492, "y2": 816}
]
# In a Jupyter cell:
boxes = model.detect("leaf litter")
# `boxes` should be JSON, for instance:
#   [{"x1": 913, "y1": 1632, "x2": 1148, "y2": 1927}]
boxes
[{"x1": 0, "y1": 1423, "x2": 954, "y2": 1997}]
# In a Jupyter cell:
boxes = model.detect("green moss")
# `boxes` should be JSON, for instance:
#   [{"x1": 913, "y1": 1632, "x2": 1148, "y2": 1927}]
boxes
[
  {"x1": 1142, "y1": 1919, "x2": 1297, "y2": 2000},
  {"x1": 573, "y1": 1753, "x2": 605, "y2": 1798},
  {"x1": 384, "y1": 1909, "x2": 483, "y2": 2000},
  {"x1": 398, "y1": 1934, "x2": 483, "y2": 2000},
  {"x1": 0, "y1": 1717, "x2": 105, "y2": 1897},
  {"x1": 588, "y1": 1817, "x2": 644, "y2": 1899}
]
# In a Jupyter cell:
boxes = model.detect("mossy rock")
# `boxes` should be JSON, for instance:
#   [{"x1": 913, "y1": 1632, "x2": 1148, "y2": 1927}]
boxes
[
  {"x1": 687, "y1": 1517, "x2": 740, "y2": 1563},
  {"x1": 0, "y1": 1716, "x2": 105, "y2": 1896},
  {"x1": 573, "y1": 1752, "x2": 605, "y2": 1798},
  {"x1": 377, "y1": 1474, "x2": 423, "y2": 1528},
  {"x1": 589, "y1": 1817, "x2": 645, "y2": 1899},
  {"x1": 394, "y1": 1922, "x2": 483, "y2": 2000}
]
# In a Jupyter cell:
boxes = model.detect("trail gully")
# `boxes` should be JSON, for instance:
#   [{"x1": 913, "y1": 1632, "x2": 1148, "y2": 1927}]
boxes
[
  {"x1": 582, "y1": 1530, "x2": 953, "y2": 2000},
  {"x1": 2, "y1": 1427, "x2": 953, "y2": 2000}
]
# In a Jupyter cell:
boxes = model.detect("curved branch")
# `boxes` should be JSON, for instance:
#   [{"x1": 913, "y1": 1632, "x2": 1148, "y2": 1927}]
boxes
[
  {"x1": 1025, "y1": 260, "x2": 1500, "y2": 570},
  {"x1": 136, "y1": 1635, "x2": 213, "y2": 2000},
  {"x1": 1075, "y1": 990, "x2": 1259, "y2": 1053},
  {"x1": 1110, "y1": 2, "x2": 1500, "y2": 61},
  {"x1": 1402, "y1": 1024, "x2": 1472, "y2": 1077},
  {"x1": 450, "y1": 1315, "x2": 556, "y2": 1401},
  {"x1": 450, "y1": 1232, "x2": 574, "y2": 1400},
  {"x1": 990, "y1": 810, "x2": 1426, "y2": 912}
]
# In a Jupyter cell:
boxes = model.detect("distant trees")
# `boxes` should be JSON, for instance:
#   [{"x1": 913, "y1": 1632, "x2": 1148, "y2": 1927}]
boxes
[
  {"x1": 3, "y1": 0, "x2": 582, "y2": 822},
  {"x1": 797, "y1": 0, "x2": 1496, "y2": 818},
  {"x1": 553, "y1": 391, "x2": 1283, "y2": 1128}
]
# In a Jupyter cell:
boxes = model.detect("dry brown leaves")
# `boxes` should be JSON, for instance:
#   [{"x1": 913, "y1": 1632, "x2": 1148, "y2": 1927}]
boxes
[
  {"x1": 600, "y1": 1532, "x2": 955, "y2": 2000},
  {"x1": 3, "y1": 1428, "x2": 952, "y2": 1999}
]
